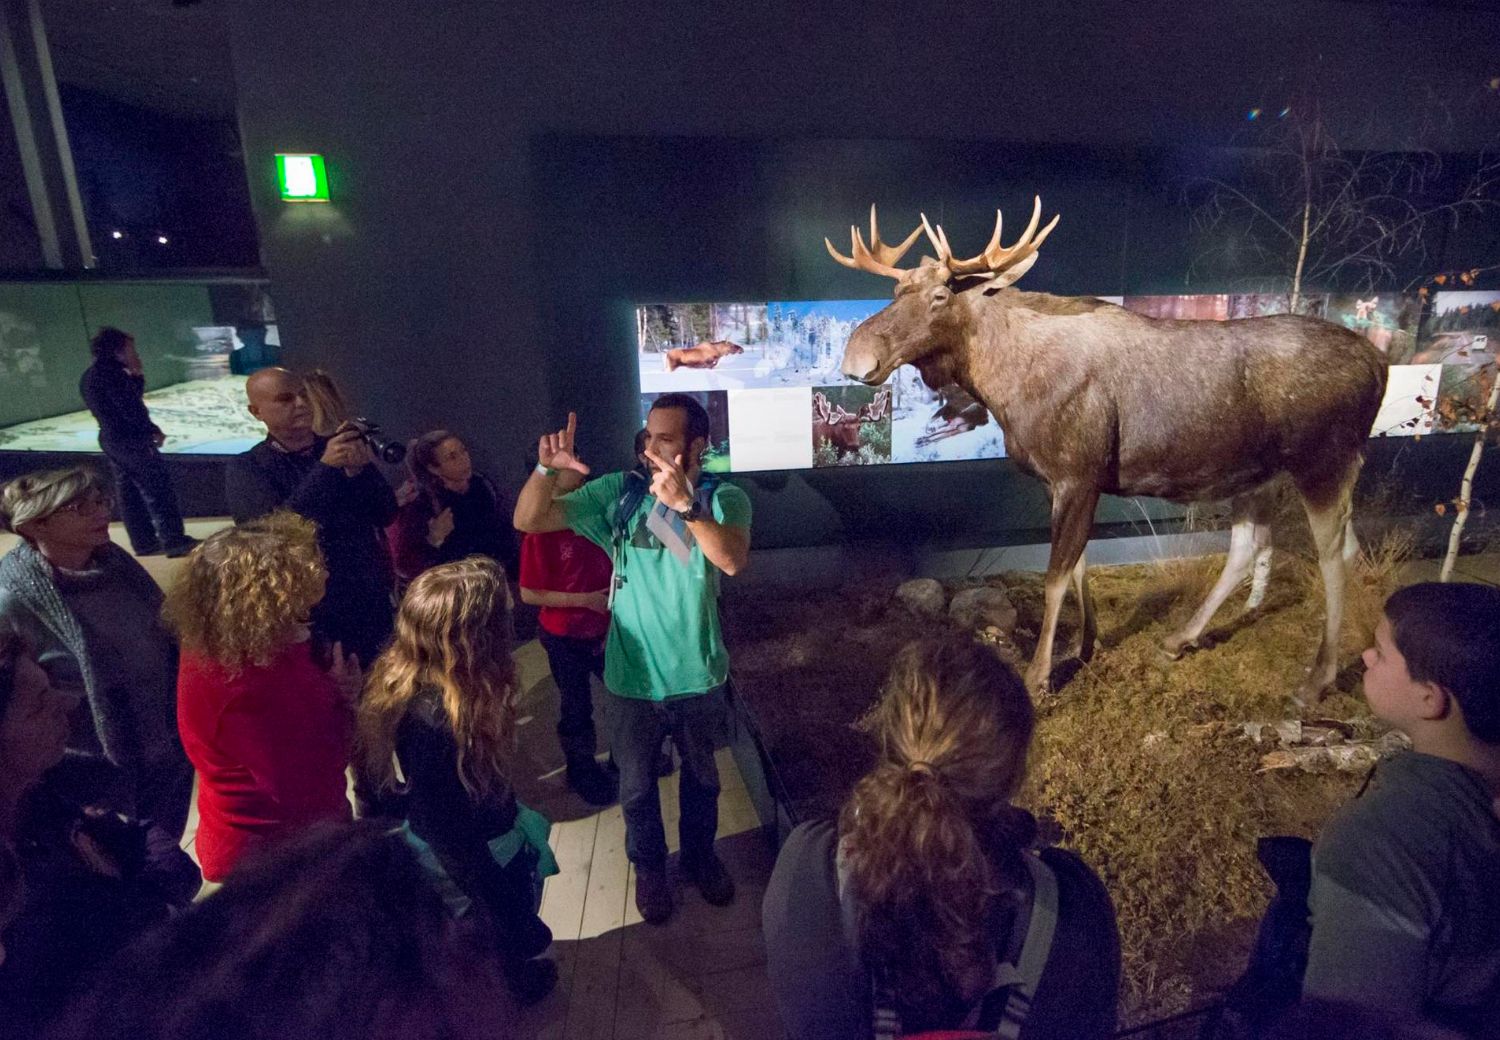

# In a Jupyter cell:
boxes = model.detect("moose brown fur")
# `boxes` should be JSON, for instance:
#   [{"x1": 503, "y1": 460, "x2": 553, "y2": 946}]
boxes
[
  {"x1": 828, "y1": 201, "x2": 1387, "y2": 700},
  {"x1": 663, "y1": 340, "x2": 745, "y2": 373}
]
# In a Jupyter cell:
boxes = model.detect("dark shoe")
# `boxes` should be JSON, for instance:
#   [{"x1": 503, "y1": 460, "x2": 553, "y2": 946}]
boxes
[
  {"x1": 163, "y1": 537, "x2": 200, "y2": 559},
  {"x1": 566, "y1": 758, "x2": 618, "y2": 807},
  {"x1": 132, "y1": 543, "x2": 164, "y2": 557},
  {"x1": 634, "y1": 866, "x2": 674, "y2": 925},
  {"x1": 681, "y1": 851, "x2": 735, "y2": 907},
  {"x1": 503, "y1": 957, "x2": 559, "y2": 1005}
]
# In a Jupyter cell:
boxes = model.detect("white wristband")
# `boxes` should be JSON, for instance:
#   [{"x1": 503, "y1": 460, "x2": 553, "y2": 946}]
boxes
[{"x1": 535, "y1": 463, "x2": 558, "y2": 478}]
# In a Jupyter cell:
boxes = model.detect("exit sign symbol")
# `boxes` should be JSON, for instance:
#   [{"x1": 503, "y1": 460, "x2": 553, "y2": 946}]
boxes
[{"x1": 276, "y1": 154, "x2": 329, "y2": 202}]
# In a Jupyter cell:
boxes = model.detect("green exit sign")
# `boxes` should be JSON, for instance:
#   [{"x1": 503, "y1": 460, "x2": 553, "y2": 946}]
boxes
[{"x1": 276, "y1": 153, "x2": 329, "y2": 202}]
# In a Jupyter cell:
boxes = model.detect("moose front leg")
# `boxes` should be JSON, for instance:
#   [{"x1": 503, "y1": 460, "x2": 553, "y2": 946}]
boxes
[{"x1": 1027, "y1": 483, "x2": 1100, "y2": 695}]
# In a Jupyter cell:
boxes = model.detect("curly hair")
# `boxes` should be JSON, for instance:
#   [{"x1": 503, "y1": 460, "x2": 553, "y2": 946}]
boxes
[
  {"x1": 163, "y1": 512, "x2": 326, "y2": 672},
  {"x1": 839, "y1": 634, "x2": 1036, "y2": 1026},
  {"x1": 358, "y1": 557, "x2": 517, "y2": 801}
]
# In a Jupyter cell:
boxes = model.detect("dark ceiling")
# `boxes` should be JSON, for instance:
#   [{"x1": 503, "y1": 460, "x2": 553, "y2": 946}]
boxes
[
  {"x1": 41, "y1": 0, "x2": 236, "y2": 119},
  {"x1": 31, "y1": 0, "x2": 1500, "y2": 124}
]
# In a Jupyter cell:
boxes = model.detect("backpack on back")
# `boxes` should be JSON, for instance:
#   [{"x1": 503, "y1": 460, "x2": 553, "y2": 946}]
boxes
[{"x1": 838, "y1": 849, "x2": 1060, "y2": 1040}]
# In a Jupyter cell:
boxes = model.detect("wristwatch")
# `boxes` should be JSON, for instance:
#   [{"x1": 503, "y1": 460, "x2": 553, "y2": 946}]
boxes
[{"x1": 682, "y1": 499, "x2": 706, "y2": 522}]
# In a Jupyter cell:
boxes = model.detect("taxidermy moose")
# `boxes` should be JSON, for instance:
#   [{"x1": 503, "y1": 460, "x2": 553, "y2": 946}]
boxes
[{"x1": 827, "y1": 200, "x2": 1386, "y2": 700}]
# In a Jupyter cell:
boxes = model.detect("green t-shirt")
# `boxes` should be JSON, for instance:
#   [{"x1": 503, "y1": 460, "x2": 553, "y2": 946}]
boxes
[{"x1": 559, "y1": 472, "x2": 752, "y2": 700}]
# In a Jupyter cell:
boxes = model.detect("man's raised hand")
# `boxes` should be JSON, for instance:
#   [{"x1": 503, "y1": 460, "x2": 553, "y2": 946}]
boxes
[
  {"x1": 645, "y1": 450, "x2": 694, "y2": 513},
  {"x1": 538, "y1": 412, "x2": 590, "y2": 476}
]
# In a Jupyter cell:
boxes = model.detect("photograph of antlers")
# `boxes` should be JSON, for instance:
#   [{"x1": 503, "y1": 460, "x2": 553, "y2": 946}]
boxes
[
  {"x1": 827, "y1": 198, "x2": 1388, "y2": 699},
  {"x1": 811, "y1": 386, "x2": 892, "y2": 466}
]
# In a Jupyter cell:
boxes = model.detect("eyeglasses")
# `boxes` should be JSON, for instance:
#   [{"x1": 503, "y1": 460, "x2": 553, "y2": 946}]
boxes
[{"x1": 54, "y1": 493, "x2": 114, "y2": 517}]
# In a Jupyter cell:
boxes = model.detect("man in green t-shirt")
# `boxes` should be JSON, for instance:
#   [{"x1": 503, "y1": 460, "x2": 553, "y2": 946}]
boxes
[{"x1": 514, "y1": 395, "x2": 751, "y2": 925}]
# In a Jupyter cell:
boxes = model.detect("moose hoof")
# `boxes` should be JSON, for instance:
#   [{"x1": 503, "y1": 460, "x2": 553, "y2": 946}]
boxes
[
  {"x1": 1159, "y1": 636, "x2": 1197, "y2": 662},
  {"x1": 1024, "y1": 667, "x2": 1053, "y2": 698},
  {"x1": 1291, "y1": 677, "x2": 1331, "y2": 708}
]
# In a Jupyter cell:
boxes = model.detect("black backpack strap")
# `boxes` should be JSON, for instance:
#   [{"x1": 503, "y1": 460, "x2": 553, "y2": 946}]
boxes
[
  {"x1": 991, "y1": 851, "x2": 1059, "y2": 1039},
  {"x1": 835, "y1": 844, "x2": 904, "y2": 1040}
]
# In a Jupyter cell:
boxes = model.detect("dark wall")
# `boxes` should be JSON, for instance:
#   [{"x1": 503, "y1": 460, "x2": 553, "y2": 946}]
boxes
[{"x1": 219, "y1": 0, "x2": 1500, "y2": 551}]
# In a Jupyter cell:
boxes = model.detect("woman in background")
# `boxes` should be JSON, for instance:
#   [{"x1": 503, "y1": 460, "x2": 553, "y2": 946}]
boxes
[
  {"x1": 391, "y1": 430, "x2": 516, "y2": 586},
  {"x1": 763, "y1": 634, "x2": 1121, "y2": 1040},
  {"x1": 0, "y1": 467, "x2": 193, "y2": 847},
  {"x1": 302, "y1": 367, "x2": 353, "y2": 438},
  {"x1": 168, "y1": 512, "x2": 358, "y2": 882},
  {"x1": 358, "y1": 557, "x2": 554, "y2": 1004}
]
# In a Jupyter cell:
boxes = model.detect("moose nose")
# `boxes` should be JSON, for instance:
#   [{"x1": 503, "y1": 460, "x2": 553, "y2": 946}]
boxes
[{"x1": 841, "y1": 347, "x2": 882, "y2": 384}]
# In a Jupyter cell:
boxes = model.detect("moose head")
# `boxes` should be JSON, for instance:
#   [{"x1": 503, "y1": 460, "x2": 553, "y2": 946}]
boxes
[{"x1": 826, "y1": 198, "x2": 1060, "y2": 386}]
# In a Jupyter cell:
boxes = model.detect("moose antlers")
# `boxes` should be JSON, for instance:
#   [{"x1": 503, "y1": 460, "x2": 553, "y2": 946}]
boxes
[
  {"x1": 826, "y1": 197, "x2": 1060, "y2": 290},
  {"x1": 824, "y1": 205, "x2": 925, "y2": 279}
]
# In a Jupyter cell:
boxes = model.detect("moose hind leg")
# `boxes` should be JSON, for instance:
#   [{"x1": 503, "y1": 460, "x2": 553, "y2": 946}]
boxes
[
  {"x1": 1293, "y1": 482, "x2": 1356, "y2": 705},
  {"x1": 1162, "y1": 515, "x2": 1262, "y2": 658},
  {"x1": 1066, "y1": 552, "x2": 1097, "y2": 663},
  {"x1": 1027, "y1": 484, "x2": 1099, "y2": 695}
]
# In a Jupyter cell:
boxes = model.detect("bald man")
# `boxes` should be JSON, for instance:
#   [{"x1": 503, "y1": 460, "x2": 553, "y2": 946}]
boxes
[{"x1": 225, "y1": 368, "x2": 397, "y2": 665}]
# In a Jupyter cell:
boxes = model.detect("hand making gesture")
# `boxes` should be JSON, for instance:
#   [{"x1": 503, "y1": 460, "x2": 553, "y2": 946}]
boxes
[
  {"x1": 644, "y1": 449, "x2": 695, "y2": 513},
  {"x1": 538, "y1": 412, "x2": 590, "y2": 476}
]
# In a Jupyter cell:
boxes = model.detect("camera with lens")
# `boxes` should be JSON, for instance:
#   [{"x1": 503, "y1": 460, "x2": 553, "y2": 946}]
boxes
[{"x1": 349, "y1": 417, "x2": 407, "y2": 465}]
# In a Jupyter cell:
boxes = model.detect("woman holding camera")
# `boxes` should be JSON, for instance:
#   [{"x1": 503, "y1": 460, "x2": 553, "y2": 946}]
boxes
[{"x1": 390, "y1": 430, "x2": 516, "y2": 587}]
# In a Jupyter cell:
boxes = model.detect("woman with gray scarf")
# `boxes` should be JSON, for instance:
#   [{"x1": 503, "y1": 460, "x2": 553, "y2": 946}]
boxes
[{"x1": 0, "y1": 467, "x2": 193, "y2": 845}]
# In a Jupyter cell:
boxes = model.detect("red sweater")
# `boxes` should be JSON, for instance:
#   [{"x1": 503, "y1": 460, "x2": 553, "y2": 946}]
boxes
[{"x1": 177, "y1": 641, "x2": 353, "y2": 881}]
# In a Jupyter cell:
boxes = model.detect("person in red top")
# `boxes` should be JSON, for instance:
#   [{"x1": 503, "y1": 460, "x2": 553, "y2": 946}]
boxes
[
  {"x1": 519, "y1": 465, "x2": 617, "y2": 806},
  {"x1": 166, "y1": 512, "x2": 360, "y2": 881}
]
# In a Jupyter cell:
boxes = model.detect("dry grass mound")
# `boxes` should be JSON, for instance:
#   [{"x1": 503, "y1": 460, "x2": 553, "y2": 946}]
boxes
[{"x1": 1011, "y1": 533, "x2": 1407, "y2": 1021}]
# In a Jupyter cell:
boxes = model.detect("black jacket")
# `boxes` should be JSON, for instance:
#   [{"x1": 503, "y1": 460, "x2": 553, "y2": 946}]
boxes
[
  {"x1": 223, "y1": 436, "x2": 398, "y2": 660},
  {"x1": 396, "y1": 692, "x2": 548, "y2": 961},
  {"x1": 79, "y1": 359, "x2": 158, "y2": 443}
]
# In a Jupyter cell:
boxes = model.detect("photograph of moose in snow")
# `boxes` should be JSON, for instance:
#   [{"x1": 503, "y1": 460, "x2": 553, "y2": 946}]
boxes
[
  {"x1": 827, "y1": 199, "x2": 1387, "y2": 700},
  {"x1": 663, "y1": 339, "x2": 745, "y2": 373}
]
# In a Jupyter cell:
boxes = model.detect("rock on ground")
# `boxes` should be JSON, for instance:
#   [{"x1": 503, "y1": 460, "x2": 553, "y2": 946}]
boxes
[
  {"x1": 949, "y1": 585, "x2": 1018, "y2": 635},
  {"x1": 894, "y1": 578, "x2": 947, "y2": 618}
]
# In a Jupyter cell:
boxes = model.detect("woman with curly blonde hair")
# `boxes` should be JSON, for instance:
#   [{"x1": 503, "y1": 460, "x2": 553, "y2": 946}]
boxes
[
  {"x1": 763, "y1": 634, "x2": 1121, "y2": 1040},
  {"x1": 358, "y1": 556, "x2": 556, "y2": 1004},
  {"x1": 168, "y1": 512, "x2": 360, "y2": 881}
]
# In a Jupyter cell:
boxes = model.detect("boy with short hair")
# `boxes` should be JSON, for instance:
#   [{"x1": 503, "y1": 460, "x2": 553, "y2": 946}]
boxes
[{"x1": 1303, "y1": 581, "x2": 1500, "y2": 1035}]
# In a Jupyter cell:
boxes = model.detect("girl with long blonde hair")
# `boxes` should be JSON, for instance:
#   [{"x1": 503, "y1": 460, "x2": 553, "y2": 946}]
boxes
[
  {"x1": 357, "y1": 556, "x2": 556, "y2": 1004},
  {"x1": 763, "y1": 634, "x2": 1121, "y2": 1039}
]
